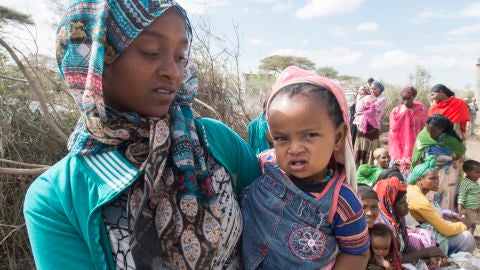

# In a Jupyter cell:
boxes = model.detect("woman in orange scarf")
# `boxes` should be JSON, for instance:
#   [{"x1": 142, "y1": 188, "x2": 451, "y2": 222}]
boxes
[{"x1": 429, "y1": 84, "x2": 470, "y2": 142}]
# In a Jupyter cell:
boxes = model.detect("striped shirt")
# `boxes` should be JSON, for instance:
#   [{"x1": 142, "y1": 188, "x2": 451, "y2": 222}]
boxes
[{"x1": 457, "y1": 177, "x2": 480, "y2": 209}]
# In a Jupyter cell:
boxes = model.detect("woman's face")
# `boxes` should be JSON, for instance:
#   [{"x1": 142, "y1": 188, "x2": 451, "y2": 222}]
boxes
[
  {"x1": 103, "y1": 8, "x2": 188, "y2": 117},
  {"x1": 431, "y1": 91, "x2": 447, "y2": 103},
  {"x1": 375, "y1": 150, "x2": 391, "y2": 169},
  {"x1": 402, "y1": 96, "x2": 414, "y2": 108},
  {"x1": 393, "y1": 195, "x2": 409, "y2": 217},
  {"x1": 426, "y1": 123, "x2": 444, "y2": 139},
  {"x1": 370, "y1": 84, "x2": 381, "y2": 97},
  {"x1": 362, "y1": 198, "x2": 380, "y2": 228},
  {"x1": 418, "y1": 170, "x2": 440, "y2": 192}
]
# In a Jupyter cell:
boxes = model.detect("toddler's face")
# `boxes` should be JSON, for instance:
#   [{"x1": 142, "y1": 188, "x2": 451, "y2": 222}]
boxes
[
  {"x1": 466, "y1": 166, "x2": 480, "y2": 181},
  {"x1": 371, "y1": 235, "x2": 391, "y2": 257},
  {"x1": 267, "y1": 94, "x2": 346, "y2": 183}
]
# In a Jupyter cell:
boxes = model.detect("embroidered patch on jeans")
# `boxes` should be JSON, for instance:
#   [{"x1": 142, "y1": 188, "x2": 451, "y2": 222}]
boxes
[{"x1": 288, "y1": 226, "x2": 326, "y2": 261}]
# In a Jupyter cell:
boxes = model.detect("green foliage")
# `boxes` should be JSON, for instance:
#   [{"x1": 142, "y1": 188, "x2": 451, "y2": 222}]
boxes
[
  {"x1": 259, "y1": 55, "x2": 315, "y2": 73},
  {"x1": 0, "y1": 5, "x2": 33, "y2": 26},
  {"x1": 316, "y1": 66, "x2": 338, "y2": 78}
]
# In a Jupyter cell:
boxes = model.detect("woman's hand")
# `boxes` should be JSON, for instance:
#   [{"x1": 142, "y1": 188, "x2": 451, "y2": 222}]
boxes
[{"x1": 428, "y1": 256, "x2": 451, "y2": 267}]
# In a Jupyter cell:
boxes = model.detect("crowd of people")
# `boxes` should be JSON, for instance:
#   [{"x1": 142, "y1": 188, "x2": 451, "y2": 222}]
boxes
[{"x1": 22, "y1": 0, "x2": 479, "y2": 269}]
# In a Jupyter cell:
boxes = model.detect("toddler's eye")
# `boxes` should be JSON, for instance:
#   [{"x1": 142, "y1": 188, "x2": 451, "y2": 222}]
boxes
[
  {"x1": 273, "y1": 137, "x2": 287, "y2": 143},
  {"x1": 305, "y1": 133, "x2": 317, "y2": 139}
]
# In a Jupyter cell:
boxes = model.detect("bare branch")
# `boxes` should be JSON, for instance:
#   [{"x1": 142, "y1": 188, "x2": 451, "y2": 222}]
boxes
[
  {"x1": 0, "y1": 158, "x2": 49, "y2": 168},
  {"x1": 0, "y1": 74, "x2": 28, "y2": 83},
  {"x1": 0, "y1": 36, "x2": 68, "y2": 143},
  {"x1": 0, "y1": 224, "x2": 25, "y2": 246},
  {"x1": 0, "y1": 167, "x2": 49, "y2": 175}
]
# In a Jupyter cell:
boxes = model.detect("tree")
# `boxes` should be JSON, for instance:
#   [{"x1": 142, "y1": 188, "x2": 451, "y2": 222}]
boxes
[
  {"x1": 408, "y1": 65, "x2": 431, "y2": 106},
  {"x1": 259, "y1": 55, "x2": 315, "y2": 74},
  {"x1": 316, "y1": 66, "x2": 338, "y2": 78}
]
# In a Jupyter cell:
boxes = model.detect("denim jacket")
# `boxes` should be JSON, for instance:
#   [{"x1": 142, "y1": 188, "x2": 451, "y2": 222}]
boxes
[{"x1": 241, "y1": 162, "x2": 343, "y2": 269}]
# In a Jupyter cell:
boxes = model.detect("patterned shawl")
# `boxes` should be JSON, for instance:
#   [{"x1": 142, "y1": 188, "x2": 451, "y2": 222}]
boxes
[
  {"x1": 373, "y1": 176, "x2": 408, "y2": 253},
  {"x1": 57, "y1": 0, "x2": 222, "y2": 267},
  {"x1": 411, "y1": 128, "x2": 466, "y2": 170},
  {"x1": 428, "y1": 96, "x2": 470, "y2": 134},
  {"x1": 265, "y1": 66, "x2": 357, "y2": 189}
]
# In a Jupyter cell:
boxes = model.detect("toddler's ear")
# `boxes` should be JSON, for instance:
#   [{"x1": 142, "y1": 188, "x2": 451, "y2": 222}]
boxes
[{"x1": 334, "y1": 123, "x2": 347, "y2": 151}]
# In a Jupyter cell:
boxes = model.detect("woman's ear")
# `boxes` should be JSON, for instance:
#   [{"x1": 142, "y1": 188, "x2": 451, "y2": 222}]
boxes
[{"x1": 334, "y1": 123, "x2": 348, "y2": 151}]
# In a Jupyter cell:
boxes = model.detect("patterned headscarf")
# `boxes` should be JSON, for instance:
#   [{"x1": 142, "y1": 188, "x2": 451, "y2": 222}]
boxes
[
  {"x1": 400, "y1": 86, "x2": 417, "y2": 99},
  {"x1": 57, "y1": 0, "x2": 216, "y2": 267},
  {"x1": 407, "y1": 155, "x2": 438, "y2": 185},
  {"x1": 374, "y1": 173, "x2": 407, "y2": 238},
  {"x1": 373, "y1": 81, "x2": 385, "y2": 93},
  {"x1": 265, "y1": 66, "x2": 357, "y2": 189}
]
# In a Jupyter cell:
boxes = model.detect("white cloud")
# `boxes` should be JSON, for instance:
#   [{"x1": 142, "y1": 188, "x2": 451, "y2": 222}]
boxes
[
  {"x1": 269, "y1": 47, "x2": 363, "y2": 66},
  {"x1": 446, "y1": 25, "x2": 480, "y2": 36},
  {"x1": 301, "y1": 39, "x2": 310, "y2": 46},
  {"x1": 356, "y1": 22, "x2": 378, "y2": 32},
  {"x1": 460, "y1": 2, "x2": 480, "y2": 17},
  {"x1": 272, "y1": 1, "x2": 294, "y2": 13},
  {"x1": 369, "y1": 50, "x2": 419, "y2": 69},
  {"x1": 411, "y1": 8, "x2": 452, "y2": 23},
  {"x1": 330, "y1": 27, "x2": 349, "y2": 38},
  {"x1": 294, "y1": 0, "x2": 363, "y2": 19},
  {"x1": 354, "y1": 40, "x2": 392, "y2": 47},
  {"x1": 177, "y1": 0, "x2": 228, "y2": 14},
  {"x1": 248, "y1": 38, "x2": 266, "y2": 46}
]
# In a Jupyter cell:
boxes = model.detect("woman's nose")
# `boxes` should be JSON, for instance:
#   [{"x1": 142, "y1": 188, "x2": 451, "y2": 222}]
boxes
[{"x1": 157, "y1": 55, "x2": 183, "y2": 81}]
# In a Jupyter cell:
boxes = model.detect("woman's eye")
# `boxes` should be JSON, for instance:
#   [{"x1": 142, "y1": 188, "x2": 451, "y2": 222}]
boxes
[
  {"x1": 141, "y1": 51, "x2": 159, "y2": 57},
  {"x1": 175, "y1": 55, "x2": 187, "y2": 64}
]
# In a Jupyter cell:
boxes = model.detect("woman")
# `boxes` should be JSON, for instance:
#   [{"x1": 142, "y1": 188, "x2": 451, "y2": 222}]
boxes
[
  {"x1": 407, "y1": 156, "x2": 476, "y2": 255},
  {"x1": 354, "y1": 81, "x2": 387, "y2": 166},
  {"x1": 429, "y1": 84, "x2": 470, "y2": 142},
  {"x1": 357, "y1": 147, "x2": 390, "y2": 186},
  {"x1": 411, "y1": 114, "x2": 466, "y2": 210},
  {"x1": 358, "y1": 181, "x2": 448, "y2": 268},
  {"x1": 373, "y1": 170, "x2": 449, "y2": 267},
  {"x1": 388, "y1": 86, "x2": 427, "y2": 179},
  {"x1": 23, "y1": 1, "x2": 261, "y2": 269}
]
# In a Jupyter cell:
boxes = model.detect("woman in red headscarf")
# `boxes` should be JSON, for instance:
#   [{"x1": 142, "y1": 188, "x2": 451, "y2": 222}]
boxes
[
  {"x1": 373, "y1": 170, "x2": 450, "y2": 268},
  {"x1": 429, "y1": 84, "x2": 470, "y2": 142},
  {"x1": 388, "y1": 86, "x2": 427, "y2": 179}
]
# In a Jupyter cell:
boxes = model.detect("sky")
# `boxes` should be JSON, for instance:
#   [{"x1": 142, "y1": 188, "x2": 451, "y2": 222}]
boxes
[{"x1": 2, "y1": 0, "x2": 480, "y2": 92}]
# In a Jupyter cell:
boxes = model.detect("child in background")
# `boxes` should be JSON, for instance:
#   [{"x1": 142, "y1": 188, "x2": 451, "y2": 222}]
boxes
[
  {"x1": 367, "y1": 224, "x2": 402, "y2": 270},
  {"x1": 241, "y1": 66, "x2": 369, "y2": 269},
  {"x1": 458, "y1": 159, "x2": 480, "y2": 234}
]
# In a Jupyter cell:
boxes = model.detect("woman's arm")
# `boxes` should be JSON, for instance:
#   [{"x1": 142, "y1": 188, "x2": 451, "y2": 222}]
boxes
[
  {"x1": 24, "y1": 175, "x2": 97, "y2": 270},
  {"x1": 334, "y1": 251, "x2": 369, "y2": 269},
  {"x1": 410, "y1": 195, "x2": 467, "y2": 236}
]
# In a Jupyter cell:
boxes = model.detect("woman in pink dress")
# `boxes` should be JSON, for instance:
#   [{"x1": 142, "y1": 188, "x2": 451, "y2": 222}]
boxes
[{"x1": 388, "y1": 86, "x2": 427, "y2": 179}]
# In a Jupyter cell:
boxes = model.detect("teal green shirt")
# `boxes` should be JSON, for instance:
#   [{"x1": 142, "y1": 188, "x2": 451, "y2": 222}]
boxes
[{"x1": 24, "y1": 118, "x2": 260, "y2": 270}]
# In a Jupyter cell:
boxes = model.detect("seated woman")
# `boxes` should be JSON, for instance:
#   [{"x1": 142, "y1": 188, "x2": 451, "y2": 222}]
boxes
[
  {"x1": 358, "y1": 181, "x2": 449, "y2": 268},
  {"x1": 357, "y1": 148, "x2": 391, "y2": 186},
  {"x1": 411, "y1": 114, "x2": 466, "y2": 210},
  {"x1": 373, "y1": 170, "x2": 450, "y2": 267},
  {"x1": 407, "y1": 156, "x2": 476, "y2": 255}
]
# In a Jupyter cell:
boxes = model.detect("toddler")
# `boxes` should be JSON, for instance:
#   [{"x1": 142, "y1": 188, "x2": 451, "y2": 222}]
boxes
[
  {"x1": 458, "y1": 159, "x2": 480, "y2": 234},
  {"x1": 241, "y1": 66, "x2": 369, "y2": 269},
  {"x1": 367, "y1": 224, "x2": 402, "y2": 270}
]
